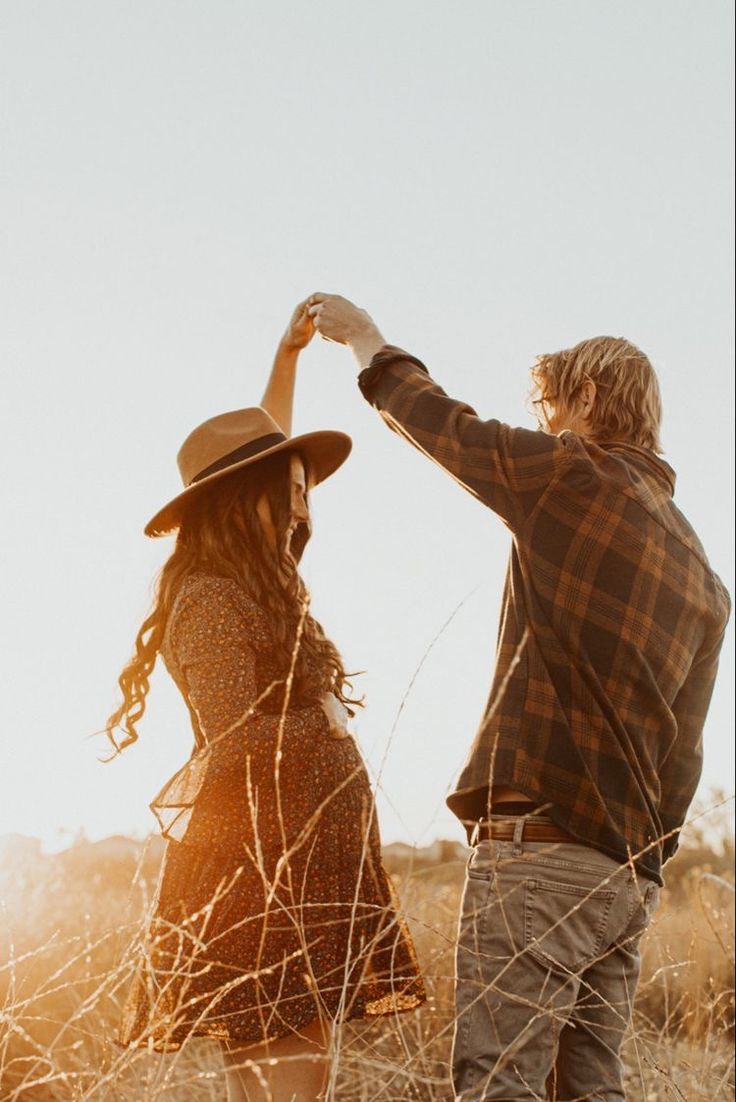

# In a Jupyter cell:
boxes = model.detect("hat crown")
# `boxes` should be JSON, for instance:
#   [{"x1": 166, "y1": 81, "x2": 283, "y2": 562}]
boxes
[{"x1": 177, "y1": 407, "x2": 286, "y2": 488}]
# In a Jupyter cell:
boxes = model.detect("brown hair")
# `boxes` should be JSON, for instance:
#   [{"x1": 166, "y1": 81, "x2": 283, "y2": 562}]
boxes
[
  {"x1": 105, "y1": 451, "x2": 359, "y2": 754},
  {"x1": 531, "y1": 336, "x2": 663, "y2": 452}
]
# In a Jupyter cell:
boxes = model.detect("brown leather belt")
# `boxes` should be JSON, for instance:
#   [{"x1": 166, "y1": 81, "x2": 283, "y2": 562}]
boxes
[{"x1": 476, "y1": 820, "x2": 578, "y2": 844}]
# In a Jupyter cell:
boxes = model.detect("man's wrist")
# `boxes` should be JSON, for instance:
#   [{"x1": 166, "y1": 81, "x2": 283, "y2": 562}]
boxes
[{"x1": 349, "y1": 323, "x2": 386, "y2": 371}]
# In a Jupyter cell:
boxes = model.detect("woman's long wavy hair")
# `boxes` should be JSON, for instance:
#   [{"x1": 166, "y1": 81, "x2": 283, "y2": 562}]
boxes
[{"x1": 105, "y1": 451, "x2": 359, "y2": 755}]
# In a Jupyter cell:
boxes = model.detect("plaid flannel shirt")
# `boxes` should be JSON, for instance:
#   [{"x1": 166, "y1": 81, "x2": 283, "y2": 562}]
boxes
[{"x1": 359, "y1": 345, "x2": 730, "y2": 883}]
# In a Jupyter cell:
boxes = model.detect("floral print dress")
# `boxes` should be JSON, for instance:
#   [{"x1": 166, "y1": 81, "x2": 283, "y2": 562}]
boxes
[{"x1": 119, "y1": 574, "x2": 425, "y2": 1050}]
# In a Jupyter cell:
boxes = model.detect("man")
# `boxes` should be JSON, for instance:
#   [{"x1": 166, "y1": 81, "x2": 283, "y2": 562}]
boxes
[{"x1": 308, "y1": 293, "x2": 730, "y2": 1101}]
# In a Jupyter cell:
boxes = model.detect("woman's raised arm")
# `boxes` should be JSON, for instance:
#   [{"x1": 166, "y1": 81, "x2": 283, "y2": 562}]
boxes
[{"x1": 260, "y1": 297, "x2": 316, "y2": 435}]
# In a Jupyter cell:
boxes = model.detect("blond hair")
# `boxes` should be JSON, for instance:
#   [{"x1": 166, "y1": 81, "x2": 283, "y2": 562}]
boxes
[{"x1": 531, "y1": 336, "x2": 663, "y2": 453}]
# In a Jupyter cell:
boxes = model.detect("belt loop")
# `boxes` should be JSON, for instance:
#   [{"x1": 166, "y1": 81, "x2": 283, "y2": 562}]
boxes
[{"x1": 512, "y1": 816, "x2": 525, "y2": 856}]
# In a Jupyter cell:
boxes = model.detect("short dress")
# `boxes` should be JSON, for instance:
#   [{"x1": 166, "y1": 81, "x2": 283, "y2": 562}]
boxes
[{"x1": 119, "y1": 573, "x2": 425, "y2": 1051}]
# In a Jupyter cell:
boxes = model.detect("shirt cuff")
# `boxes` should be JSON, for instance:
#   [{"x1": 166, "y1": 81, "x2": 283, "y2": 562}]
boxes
[{"x1": 357, "y1": 345, "x2": 429, "y2": 404}]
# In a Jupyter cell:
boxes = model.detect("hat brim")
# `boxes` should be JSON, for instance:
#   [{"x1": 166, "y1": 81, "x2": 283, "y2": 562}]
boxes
[{"x1": 144, "y1": 430, "x2": 352, "y2": 537}]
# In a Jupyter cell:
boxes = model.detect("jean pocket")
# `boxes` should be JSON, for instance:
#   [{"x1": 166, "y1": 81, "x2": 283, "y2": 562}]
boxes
[
  {"x1": 524, "y1": 877, "x2": 617, "y2": 976},
  {"x1": 624, "y1": 880, "x2": 660, "y2": 943},
  {"x1": 466, "y1": 840, "x2": 496, "y2": 880}
]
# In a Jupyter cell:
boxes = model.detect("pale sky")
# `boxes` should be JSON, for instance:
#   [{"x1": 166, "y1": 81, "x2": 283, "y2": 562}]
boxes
[{"x1": 1, "y1": 0, "x2": 733, "y2": 851}]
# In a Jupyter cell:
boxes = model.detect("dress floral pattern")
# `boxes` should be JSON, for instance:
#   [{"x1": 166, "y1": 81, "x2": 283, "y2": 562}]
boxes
[{"x1": 119, "y1": 574, "x2": 425, "y2": 1050}]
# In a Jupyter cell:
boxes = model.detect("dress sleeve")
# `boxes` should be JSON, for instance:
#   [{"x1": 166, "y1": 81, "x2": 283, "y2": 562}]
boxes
[
  {"x1": 358, "y1": 345, "x2": 573, "y2": 531},
  {"x1": 169, "y1": 576, "x2": 329, "y2": 743}
]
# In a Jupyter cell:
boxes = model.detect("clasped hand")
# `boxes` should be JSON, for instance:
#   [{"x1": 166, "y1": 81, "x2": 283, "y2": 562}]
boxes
[
  {"x1": 307, "y1": 293, "x2": 386, "y2": 366},
  {"x1": 281, "y1": 292, "x2": 385, "y2": 370}
]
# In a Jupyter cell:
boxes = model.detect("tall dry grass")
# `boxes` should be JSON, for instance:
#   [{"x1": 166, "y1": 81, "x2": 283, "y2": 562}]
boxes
[{"x1": 0, "y1": 796, "x2": 733, "y2": 1101}]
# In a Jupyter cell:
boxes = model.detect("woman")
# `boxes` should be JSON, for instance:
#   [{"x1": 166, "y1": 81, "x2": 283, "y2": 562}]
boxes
[{"x1": 108, "y1": 299, "x2": 425, "y2": 1101}]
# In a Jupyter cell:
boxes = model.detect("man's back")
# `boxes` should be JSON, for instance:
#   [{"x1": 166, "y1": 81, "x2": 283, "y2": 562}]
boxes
[
  {"x1": 359, "y1": 346, "x2": 730, "y2": 882},
  {"x1": 448, "y1": 429, "x2": 729, "y2": 881}
]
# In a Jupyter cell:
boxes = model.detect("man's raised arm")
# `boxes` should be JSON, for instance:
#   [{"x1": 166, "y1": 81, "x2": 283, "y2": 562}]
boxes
[{"x1": 309, "y1": 292, "x2": 571, "y2": 531}]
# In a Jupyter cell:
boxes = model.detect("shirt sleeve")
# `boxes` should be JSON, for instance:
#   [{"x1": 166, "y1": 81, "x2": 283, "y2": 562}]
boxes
[
  {"x1": 358, "y1": 345, "x2": 573, "y2": 530},
  {"x1": 169, "y1": 577, "x2": 328, "y2": 744},
  {"x1": 659, "y1": 625, "x2": 728, "y2": 862}
]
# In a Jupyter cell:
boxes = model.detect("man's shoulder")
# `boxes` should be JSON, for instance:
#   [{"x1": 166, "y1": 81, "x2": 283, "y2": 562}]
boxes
[{"x1": 553, "y1": 437, "x2": 730, "y2": 624}]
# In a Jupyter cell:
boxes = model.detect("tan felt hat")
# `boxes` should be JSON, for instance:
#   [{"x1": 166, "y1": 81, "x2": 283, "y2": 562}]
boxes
[{"x1": 145, "y1": 407, "x2": 352, "y2": 537}]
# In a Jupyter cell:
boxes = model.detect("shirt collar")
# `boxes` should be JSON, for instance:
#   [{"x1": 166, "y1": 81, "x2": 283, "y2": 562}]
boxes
[{"x1": 599, "y1": 441, "x2": 677, "y2": 497}]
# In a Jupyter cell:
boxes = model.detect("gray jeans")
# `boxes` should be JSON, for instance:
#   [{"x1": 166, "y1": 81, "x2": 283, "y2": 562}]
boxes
[{"x1": 452, "y1": 824, "x2": 660, "y2": 1101}]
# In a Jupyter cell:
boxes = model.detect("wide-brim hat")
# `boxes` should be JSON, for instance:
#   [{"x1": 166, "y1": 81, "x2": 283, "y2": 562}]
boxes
[{"x1": 145, "y1": 407, "x2": 352, "y2": 537}]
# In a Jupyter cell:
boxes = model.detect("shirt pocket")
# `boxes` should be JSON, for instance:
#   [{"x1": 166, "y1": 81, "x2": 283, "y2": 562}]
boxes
[{"x1": 524, "y1": 877, "x2": 617, "y2": 976}]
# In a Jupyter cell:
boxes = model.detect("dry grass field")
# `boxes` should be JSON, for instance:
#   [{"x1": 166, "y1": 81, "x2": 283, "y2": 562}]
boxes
[{"x1": 0, "y1": 797, "x2": 733, "y2": 1101}]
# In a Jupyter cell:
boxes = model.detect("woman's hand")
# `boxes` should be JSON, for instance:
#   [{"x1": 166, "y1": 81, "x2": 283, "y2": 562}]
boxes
[
  {"x1": 261, "y1": 297, "x2": 317, "y2": 433},
  {"x1": 321, "y1": 692, "x2": 349, "y2": 739},
  {"x1": 282, "y1": 297, "x2": 317, "y2": 352}
]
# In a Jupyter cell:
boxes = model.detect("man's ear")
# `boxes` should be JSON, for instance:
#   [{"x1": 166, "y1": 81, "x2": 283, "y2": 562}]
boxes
[{"x1": 580, "y1": 378, "x2": 597, "y2": 418}]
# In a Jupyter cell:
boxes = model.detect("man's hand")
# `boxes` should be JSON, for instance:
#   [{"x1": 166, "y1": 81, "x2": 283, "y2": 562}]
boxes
[
  {"x1": 281, "y1": 296, "x2": 317, "y2": 351},
  {"x1": 308, "y1": 293, "x2": 386, "y2": 369},
  {"x1": 307, "y1": 293, "x2": 371, "y2": 344},
  {"x1": 321, "y1": 691, "x2": 349, "y2": 740}
]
